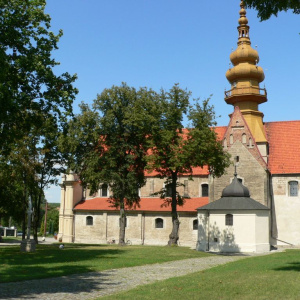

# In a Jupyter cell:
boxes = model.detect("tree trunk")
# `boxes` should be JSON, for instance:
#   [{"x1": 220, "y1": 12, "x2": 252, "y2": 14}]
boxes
[
  {"x1": 168, "y1": 172, "x2": 179, "y2": 245},
  {"x1": 119, "y1": 199, "x2": 126, "y2": 245}
]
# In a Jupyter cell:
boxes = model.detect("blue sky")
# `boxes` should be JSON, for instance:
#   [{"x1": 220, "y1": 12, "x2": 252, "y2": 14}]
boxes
[{"x1": 44, "y1": 0, "x2": 300, "y2": 203}]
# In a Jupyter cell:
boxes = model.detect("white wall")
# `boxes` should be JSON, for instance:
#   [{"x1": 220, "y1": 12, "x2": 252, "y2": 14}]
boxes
[{"x1": 197, "y1": 210, "x2": 269, "y2": 253}]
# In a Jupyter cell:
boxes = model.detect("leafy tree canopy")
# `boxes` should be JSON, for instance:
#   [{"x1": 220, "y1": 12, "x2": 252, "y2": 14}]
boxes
[
  {"x1": 148, "y1": 84, "x2": 231, "y2": 245},
  {"x1": 0, "y1": 0, "x2": 77, "y2": 155},
  {"x1": 243, "y1": 0, "x2": 300, "y2": 21},
  {"x1": 0, "y1": 0, "x2": 77, "y2": 242},
  {"x1": 60, "y1": 83, "x2": 161, "y2": 244}
]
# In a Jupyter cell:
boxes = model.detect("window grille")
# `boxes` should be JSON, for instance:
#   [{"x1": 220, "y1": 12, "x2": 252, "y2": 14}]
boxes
[
  {"x1": 289, "y1": 181, "x2": 298, "y2": 197},
  {"x1": 225, "y1": 214, "x2": 233, "y2": 226}
]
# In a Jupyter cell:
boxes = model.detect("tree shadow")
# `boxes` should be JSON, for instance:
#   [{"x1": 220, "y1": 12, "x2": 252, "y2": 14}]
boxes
[
  {"x1": 273, "y1": 262, "x2": 300, "y2": 272},
  {"x1": 0, "y1": 268, "x2": 123, "y2": 299},
  {"x1": 0, "y1": 244, "x2": 123, "y2": 283},
  {"x1": 197, "y1": 216, "x2": 241, "y2": 253}
]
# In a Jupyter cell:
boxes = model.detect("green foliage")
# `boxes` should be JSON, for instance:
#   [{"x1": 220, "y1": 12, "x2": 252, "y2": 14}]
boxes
[
  {"x1": 39, "y1": 206, "x2": 59, "y2": 236},
  {"x1": 0, "y1": 244, "x2": 211, "y2": 283},
  {"x1": 0, "y1": 0, "x2": 77, "y2": 240},
  {"x1": 243, "y1": 0, "x2": 300, "y2": 21},
  {"x1": 148, "y1": 84, "x2": 230, "y2": 244},
  {"x1": 60, "y1": 83, "x2": 161, "y2": 244}
]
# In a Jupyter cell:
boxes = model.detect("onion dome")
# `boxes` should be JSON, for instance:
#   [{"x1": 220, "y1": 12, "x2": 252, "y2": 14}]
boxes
[
  {"x1": 222, "y1": 172, "x2": 250, "y2": 197},
  {"x1": 225, "y1": 0, "x2": 265, "y2": 84}
]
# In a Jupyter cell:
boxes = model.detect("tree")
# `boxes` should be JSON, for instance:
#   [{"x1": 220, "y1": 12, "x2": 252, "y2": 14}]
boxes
[
  {"x1": 0, "y1": 0, "x2": 77, "y2": 242},
  {"x1": 60, "y1": 83, "x2": 160, "y2": 245},
  {"x1": 0, "y1": 0, "x2": 77, "y2": 154},
  {"x1": 243, "y1": 0, "x2": 300, "y2": 21},
  {"x1": 148, "y1": 84, "x2": 231, "y2": 245},
  {"x1": 40, "y1": 205, "x2": 59, "y2": 236}
]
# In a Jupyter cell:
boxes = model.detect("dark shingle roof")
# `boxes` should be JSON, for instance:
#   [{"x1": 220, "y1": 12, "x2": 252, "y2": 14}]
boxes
[
  {"x1": 197, "y1": 196, "x2": 269, "y2": 210},
  {"x1": 198, "y1": 173, "x2": 269, "y2": 211}
]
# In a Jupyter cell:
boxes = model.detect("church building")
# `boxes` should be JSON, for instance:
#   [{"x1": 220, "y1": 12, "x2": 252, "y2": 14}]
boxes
[{"x1": 58, "y1": 1, "x2": 300, "y2": 251}]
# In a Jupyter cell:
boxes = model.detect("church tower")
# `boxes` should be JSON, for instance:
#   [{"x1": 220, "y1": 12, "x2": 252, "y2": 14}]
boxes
[{"x1": 225, "y1": 1, "x2": 268, "y2": 158}]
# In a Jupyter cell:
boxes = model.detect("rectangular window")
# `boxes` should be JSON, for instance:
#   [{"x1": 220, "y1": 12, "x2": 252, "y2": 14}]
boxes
[
  {"x1": 225, "y1": 214, "x2": 233, "y2": 226},
  {"x1": 202, "y1": 184, "x2": 209, "y2": 197},
  {"x1": 289, "y1": 181, "x2": 298, "y2": 197}
]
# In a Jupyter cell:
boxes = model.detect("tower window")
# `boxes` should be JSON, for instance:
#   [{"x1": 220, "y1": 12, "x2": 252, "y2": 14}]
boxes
[
  {"x1": 155, "y1": 218, "x2": 164, "y2": 229},
  {"x1": 201, "y1": 184, "x2": 209, "y2": 197},
  {"x1": 289, "y1": 181, "x2": 298, "y2": 197},
  {"x1": 230, "y1": 134, "x2": 234, "y2": 144},
  {"x1": 86, "y1": 216, "x2": 93, "y2": 226},
  {"x1": 225, "y1": 214, "x2": 233, "y2": 226},
  {"x1": 242, "y1": 133, "x2": 246, "y2": 144}
]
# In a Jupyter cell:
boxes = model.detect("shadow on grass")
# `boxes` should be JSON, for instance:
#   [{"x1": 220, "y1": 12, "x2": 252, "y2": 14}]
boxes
[
  {"x1": 0, "y1": 267, "x2": 121, "y2": 299},
  {"x1": 273, "y1": 262, "x2": 300, "y2": 272},
  {"x1": 0, "y1": 244, "x2": 123, "y2": 283}
]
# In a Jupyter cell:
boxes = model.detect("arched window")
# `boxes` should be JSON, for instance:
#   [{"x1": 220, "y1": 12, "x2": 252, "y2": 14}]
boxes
[
  {"x1": 86, "y1": 216, "x2": 93, "y2": 226},
  {"x1": 249, "y1": 137, "x2": 253, "y2": 147},
  {"x1": 101, "y1": 184, "x2": 108, "y2": 197},
  {"x1": 230, "y1": 134, "x2": 233, "y2": 144},
  {"x1": 289, "y1": 181, "x2": 298, "y2": 197},
  {"x1": 242, "y1": 133, "x2": 246, "y2": 144},
  {"x1": 201, "y1": 184, "x2": 209, "y2": 197},
  {"x1": 193, "y1": 219, "x2": 198, "y2": 230},
  {"x1": 225, "y1": 214, "x2": 233, "y2": 226},
  {"x1": 155, "y1": 218, "x2": 164, "y2": 229}
]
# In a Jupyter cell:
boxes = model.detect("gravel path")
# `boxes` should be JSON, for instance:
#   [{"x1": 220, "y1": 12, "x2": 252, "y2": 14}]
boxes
[{"x1": 0, "y1": 254, "x2": 246, "y2": 300}]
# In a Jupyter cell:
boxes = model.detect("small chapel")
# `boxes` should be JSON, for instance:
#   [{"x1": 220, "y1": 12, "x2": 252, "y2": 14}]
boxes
[{"x1": 58, "y1": 1, "x2": 300, "y2": 252}]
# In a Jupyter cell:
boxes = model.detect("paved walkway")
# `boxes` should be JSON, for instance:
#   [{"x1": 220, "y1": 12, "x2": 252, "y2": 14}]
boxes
[{"x1": 0, "y1": 253, "x2": 259, "y2": 300}]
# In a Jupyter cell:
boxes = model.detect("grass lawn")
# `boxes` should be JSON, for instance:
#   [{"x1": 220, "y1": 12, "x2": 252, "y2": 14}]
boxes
[
  {"x1": 100, "y1": 249, "x2": 300, "y2": 300},
  {"x1": 0, "y1": 243, "x2": 211, "y2": 283}
]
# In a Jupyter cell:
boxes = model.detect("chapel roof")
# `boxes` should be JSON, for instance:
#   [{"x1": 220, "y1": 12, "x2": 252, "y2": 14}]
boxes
[
  {"x1": 198, "y1": 172, "x2": 269, "y2": 211},
  {"x1": 74, "y1": 197, "x2": 209, "y2": 212}
]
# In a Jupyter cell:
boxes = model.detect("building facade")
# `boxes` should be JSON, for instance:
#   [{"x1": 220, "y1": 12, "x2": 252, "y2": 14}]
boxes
[{"x1": 58, "y1": 1, "x2": 300, "y2": 250}]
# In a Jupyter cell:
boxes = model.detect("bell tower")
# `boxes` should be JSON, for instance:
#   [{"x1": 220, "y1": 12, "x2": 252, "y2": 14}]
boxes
[{"x1": 225, "y1": 1, "x2": 267, "y2": 146}]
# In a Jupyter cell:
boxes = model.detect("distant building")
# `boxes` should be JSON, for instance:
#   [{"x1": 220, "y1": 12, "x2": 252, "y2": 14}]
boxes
[{"x1": 58, "y1": 1, "x2": 300, "y2": 251}]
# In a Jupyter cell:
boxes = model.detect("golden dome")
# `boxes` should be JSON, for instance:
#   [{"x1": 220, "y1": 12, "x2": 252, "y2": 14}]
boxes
[
  {"x1": 225, "y1": 0, "x2": 265, "y2": 85},
  {"x1": 226, "y1": 64, "x2": 265, "y2": 83},
  {"x1": 230, "y1": 45, "x2": 259, "y2": 65}
]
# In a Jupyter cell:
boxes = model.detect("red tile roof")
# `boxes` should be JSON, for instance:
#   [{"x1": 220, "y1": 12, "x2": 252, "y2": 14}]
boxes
[
  {"x1": 74, "y1": 197, "x2": 209, "y2": 212},
  {"x1": 265, "y1": 121, "x2": 300, "y2": 174}
]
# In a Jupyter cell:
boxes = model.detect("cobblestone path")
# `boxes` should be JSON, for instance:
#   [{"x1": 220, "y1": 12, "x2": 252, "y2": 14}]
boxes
[{"x1": 0, "y1": 255, "x2": 245, "y2": 300}]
